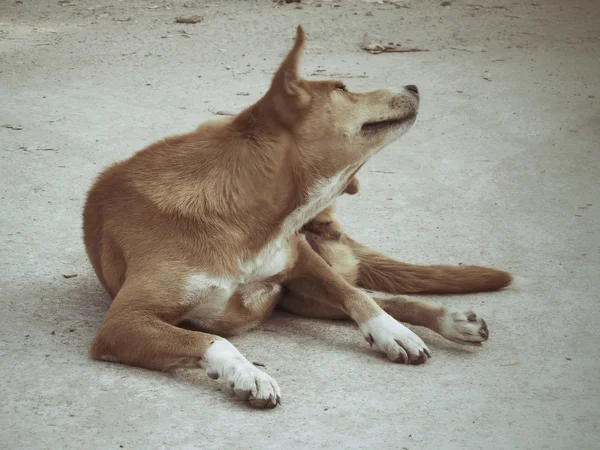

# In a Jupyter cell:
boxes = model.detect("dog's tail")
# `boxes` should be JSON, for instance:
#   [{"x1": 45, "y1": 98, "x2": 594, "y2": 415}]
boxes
[{"x1": 346, "y1": 237, "x2": 512, "y2": 295}]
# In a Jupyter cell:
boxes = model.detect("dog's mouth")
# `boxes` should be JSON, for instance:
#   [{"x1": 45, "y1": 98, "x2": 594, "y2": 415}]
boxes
[{"x1": 361, "y1": 113, "x2": 417, "y2": 132}]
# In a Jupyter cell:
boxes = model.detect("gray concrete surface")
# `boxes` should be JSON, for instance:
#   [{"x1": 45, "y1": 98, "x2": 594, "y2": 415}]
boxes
[{"x1": 1, "y1": 0, "x2": 599, "y2": 449}]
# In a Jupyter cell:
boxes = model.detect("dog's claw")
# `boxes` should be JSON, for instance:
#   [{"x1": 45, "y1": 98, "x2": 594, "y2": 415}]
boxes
[
  {"x1": 412, "y1": 350, "x2": 428, "y2": 365},
  {"x1": 393, "y1": 339, "x2": 410, "y2": 364},
  {"x1": 479, "y1": 319, "x2": 489, "y2": 339}
]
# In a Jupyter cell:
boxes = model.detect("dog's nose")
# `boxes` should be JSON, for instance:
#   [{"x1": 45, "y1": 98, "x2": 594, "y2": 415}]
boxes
[{"x1": 405, "y1": 85, "x2": 419, "y2": 97}]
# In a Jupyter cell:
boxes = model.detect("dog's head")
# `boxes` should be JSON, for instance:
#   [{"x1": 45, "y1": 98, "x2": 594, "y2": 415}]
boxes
[{"x1": 239, "y1": 25, "x2": 419, "y2": 186}]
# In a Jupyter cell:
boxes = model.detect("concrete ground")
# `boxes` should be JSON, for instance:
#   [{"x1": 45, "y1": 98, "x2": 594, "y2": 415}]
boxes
[{"x1": 1, "y1": 0, "x2": 599, "y2": 448}]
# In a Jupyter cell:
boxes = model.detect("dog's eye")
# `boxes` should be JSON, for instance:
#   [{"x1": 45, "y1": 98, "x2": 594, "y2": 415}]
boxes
[{"x1": 335, "y1": 84, "x2": 348, "y2": 92}]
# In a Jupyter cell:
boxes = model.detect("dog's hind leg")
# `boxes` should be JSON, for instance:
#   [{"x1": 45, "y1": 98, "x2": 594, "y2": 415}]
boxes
[
  {"x1": 281, "y1": 236, "x2": 490, "y2": 346},
  {"x1": 376, "y1": 296, "x2": 488, "y2": 346},
  {"x1": 278, "y1": 291, "x2": 348, "y2": 320},
  {"x1": 279, "y1": 291, "x2": 488, "y2": 346},
  {"x1": 90, "y1": 279, "x2": 281, "y2": 409},
  {"x1": 343, "y1": 235, "x2": 512, "y2": 295}
]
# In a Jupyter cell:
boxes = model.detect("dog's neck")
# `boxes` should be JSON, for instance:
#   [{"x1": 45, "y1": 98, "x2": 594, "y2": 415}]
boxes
[{"x1": 130, "y1": 120, "x2": 347, "y2": 255}]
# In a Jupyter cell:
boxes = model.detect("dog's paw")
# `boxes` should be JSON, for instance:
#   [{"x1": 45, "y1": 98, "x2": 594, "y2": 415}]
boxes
[
  {"x1": 202, "y1": 339, "x2": 281, "y2": 408},
  {"x1": 227, "y1": 364, "x2": 281, "y2": 409},
  {"x1": 438, "y1": 309, "x2": 489, "y2": 346},
  {"x1": 360, "y1": 314, "x2": 431, "y2": 364}
]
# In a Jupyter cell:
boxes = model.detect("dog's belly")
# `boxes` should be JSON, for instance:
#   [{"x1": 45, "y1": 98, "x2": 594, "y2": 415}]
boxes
[{"x1": 179, "y1": 242, "x2": 291, "y2": 335}]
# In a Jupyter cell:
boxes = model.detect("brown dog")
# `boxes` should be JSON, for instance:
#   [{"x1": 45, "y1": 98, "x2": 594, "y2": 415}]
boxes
[{"x1": 83, "y1": 26, "x2": 511, "y2": 409}]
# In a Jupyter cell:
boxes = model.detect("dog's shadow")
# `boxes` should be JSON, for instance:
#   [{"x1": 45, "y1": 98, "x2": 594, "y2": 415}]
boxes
[
  {"x1": 259, "y1": 308, "x2": 484, "y2": 358},
  {"x1": 30, "y1": 271, "x2": 111, "y2": 339}
]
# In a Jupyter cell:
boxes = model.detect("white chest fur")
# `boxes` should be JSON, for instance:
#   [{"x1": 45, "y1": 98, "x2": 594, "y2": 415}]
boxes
[
  {"x1": 182, "y1": 170, "x2": 353, "y2": 314},
  {"x1": 237, "y1": 168, "x2": 353, "y2": 284},
  {"x1": 237, "y1": 240, "x2": 290, "y2": 284},
  {"x1": 181, "y1": 243, "x2": 290, "y2": 314},
  {"x1": 279, "y1": 171, "x2": 350, "y2": 239}
]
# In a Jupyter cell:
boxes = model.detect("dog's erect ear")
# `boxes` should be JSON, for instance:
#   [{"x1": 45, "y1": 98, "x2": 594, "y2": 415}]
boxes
[
  {"x1": 266, "y1": 26, "x2": 310, "y2": 125},
  {"x1": 272, "y1": 25, "x2": 305, "y2": 95}
]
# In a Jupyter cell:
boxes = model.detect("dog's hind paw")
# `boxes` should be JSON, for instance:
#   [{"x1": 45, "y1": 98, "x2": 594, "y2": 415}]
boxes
[{"x1": 438, "y1": 309, "x2": 489, "y2": 346}]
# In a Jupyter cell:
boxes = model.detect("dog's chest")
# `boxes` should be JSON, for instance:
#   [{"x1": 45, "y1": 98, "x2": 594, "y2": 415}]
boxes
[
  {"x1": 181, "y1": 171, "x2": 351, "y2": 313},
  {"x1": 238, "y1": 240, "x2": 290, "y2": 284},
  {"x1": 182, "y1": 242, "x2": 289, "y2": 313}
]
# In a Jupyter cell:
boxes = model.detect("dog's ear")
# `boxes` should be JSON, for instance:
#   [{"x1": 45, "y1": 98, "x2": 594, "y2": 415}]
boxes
[{"x1": 266, "y1": 26, "x2": 310, "y2": 125}]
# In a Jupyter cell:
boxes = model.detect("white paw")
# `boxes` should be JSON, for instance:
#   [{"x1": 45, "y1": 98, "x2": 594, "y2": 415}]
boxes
[
  {"x1": 224, "y1": 364, "x2": 281, "y2": 408},
  {"x1": 201, "y1": 339, "x2": 281, "y2": 408},
  {"x1": 438, "y1": 309, "x2": 489, "y2": 346},
  {"x1": 360, "y1": 314, "x2": 431, "y2": 364}
]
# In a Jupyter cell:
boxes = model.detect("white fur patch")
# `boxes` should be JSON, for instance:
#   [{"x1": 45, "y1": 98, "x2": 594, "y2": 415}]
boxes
[
  {"x1": 438, "y1": 308, "x2": 488, "y2": 345},
  {"x1": 180, "y1": 275, "x2": 235, "y2": 327},
  {"x1": 280, "y1": 170, "x2": 353, "y2": 239},
  {"x1": 185, "y1": 274, "x2": 232, "y2": 294},
  {"x1": 238, "y1": 241, "x2": 290, "y2": 284},
  {"x1": 359, "y1": 313, "x2": 430, "y2": 363},
  {"x1": 502, "y1": 275, "x2": 528, "y2": 291},
  {"x1": 201, "y1": 338, "x2": 281, "y2": 407},
  {"x1": 182, "y1": 274, "x2": 235, "y2": 307}
]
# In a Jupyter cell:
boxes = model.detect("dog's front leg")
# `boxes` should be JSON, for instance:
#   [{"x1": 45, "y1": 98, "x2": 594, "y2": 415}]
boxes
[
  {"x1": 90, "y1": 280, "x2": 281, "y2": 409},
  {"x1": 286, "y1": 237, "x2": 431, "y2": 365}
]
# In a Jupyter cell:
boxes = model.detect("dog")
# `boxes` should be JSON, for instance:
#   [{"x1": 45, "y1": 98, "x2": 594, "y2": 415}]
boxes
[{"x1": 82, "y1": 26, "x2": 511, "y2": 409}]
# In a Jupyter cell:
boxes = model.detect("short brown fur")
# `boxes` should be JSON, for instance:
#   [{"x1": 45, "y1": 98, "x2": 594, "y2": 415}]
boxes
[{"x1": 83, "y1": 26, "x2": 511, "y2": 409}]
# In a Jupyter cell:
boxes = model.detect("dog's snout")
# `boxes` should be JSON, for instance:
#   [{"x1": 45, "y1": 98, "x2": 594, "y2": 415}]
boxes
[{"x1": 405, "y1": 85, "x2": 419, "y2": 97}]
